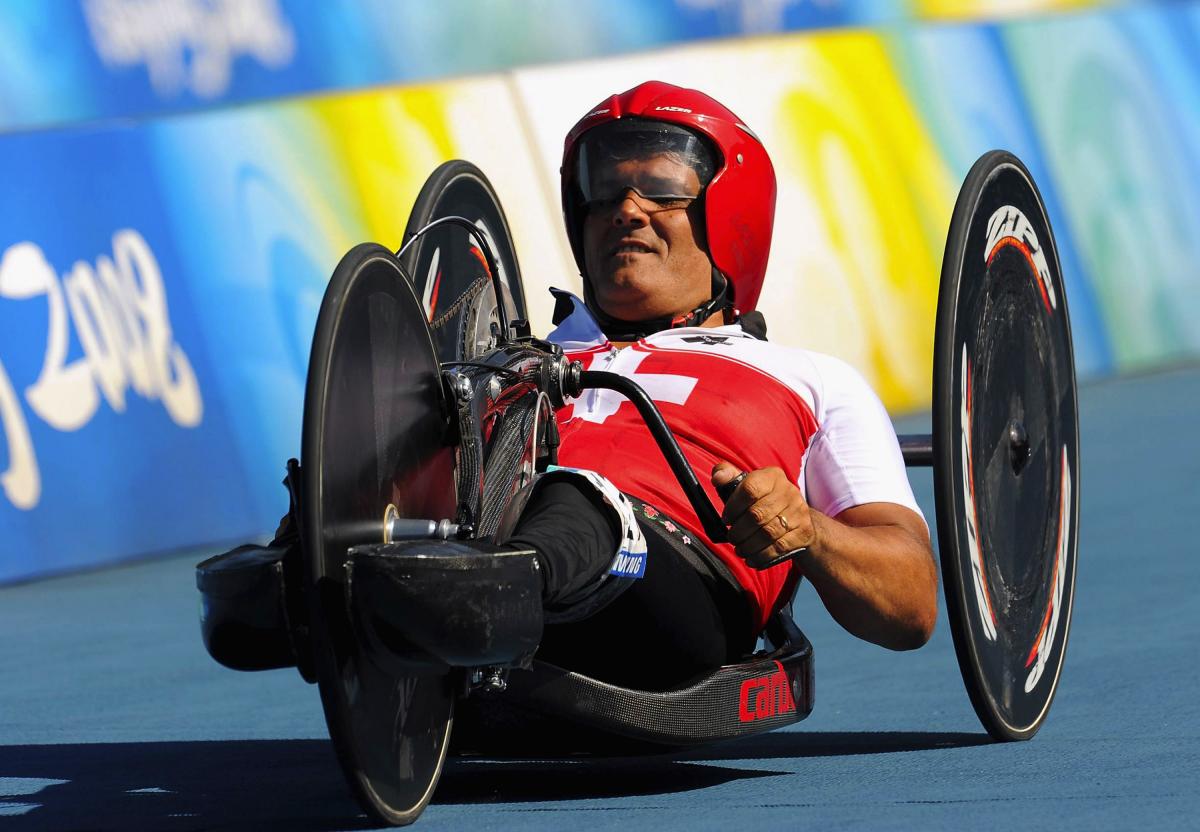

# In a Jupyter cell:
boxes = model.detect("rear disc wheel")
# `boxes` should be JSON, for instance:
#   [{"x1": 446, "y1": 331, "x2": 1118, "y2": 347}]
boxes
[{"x1": 934, "y1": 151, "x2": 1080, "y2": 742}]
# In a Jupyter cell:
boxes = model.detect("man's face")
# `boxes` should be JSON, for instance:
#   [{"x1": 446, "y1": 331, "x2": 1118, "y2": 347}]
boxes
[{"x1": 582, "y1": 154, "x2": 712, "y2": 322}]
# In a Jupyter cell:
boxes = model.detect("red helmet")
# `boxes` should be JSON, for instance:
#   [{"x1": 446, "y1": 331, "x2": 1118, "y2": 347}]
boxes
[{"x1": 561, "y1": 80, "x2": 776, "y2": 312}]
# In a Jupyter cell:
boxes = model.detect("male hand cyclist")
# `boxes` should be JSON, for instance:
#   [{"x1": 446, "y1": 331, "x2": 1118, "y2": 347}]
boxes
[{"x1": 502, "y1": 81, "x2": 938, "y2": 689}]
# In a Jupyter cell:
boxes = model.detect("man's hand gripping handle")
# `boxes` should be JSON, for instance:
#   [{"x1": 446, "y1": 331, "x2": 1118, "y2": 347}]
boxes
[{"x1": 712, "y1": 463, "x2": 812, "y2": 571}]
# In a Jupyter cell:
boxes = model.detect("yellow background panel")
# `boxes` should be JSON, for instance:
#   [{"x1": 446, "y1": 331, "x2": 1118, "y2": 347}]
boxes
[
  {"x1": 308, "y1": 78, "x2": 569, "y2": 333},
  {"x1": 913, "y1": 0, "x2": 1112, "y2": 20}
]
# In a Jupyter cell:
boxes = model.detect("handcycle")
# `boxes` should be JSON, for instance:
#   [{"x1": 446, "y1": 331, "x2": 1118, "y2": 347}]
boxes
[{"x1": 197, "y1": 150, "x2": 1080, "y2": 826}]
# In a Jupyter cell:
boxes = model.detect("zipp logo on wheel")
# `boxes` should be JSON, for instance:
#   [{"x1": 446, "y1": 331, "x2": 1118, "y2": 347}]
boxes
[{"x1": 984, "y1": 204, "x2": 1057, "y2": 314}]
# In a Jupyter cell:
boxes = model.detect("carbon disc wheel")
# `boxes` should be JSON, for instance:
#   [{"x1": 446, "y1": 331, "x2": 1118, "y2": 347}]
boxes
[
  {"x1": 934, "y1": 151, "x2": 1080, "y2": 741},
  {"x1": 301, "y1": 243, "x2": 458, "y2": 824}
]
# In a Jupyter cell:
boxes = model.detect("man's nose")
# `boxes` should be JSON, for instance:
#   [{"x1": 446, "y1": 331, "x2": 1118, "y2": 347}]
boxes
[{"x1": 611, "y1": 190, "x2": 649, "y2": 225}]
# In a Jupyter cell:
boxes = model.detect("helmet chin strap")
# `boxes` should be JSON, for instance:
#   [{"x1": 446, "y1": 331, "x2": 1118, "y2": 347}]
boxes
[{"x1": 589, "y1": 269, "x2": 734, "y2": 342}]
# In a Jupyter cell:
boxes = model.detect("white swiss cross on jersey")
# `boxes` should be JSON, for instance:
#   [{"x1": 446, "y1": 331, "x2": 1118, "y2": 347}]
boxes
[{"x1": 569, "y1": 349, "x2": 698, "y2": 424}]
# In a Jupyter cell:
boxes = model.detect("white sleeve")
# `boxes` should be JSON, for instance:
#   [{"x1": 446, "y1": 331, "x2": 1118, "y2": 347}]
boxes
[{"x1": 802, "y1": 354, "x2": 926, "y2": 528}]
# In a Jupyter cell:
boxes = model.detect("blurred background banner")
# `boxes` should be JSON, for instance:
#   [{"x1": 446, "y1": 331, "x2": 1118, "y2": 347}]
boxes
[
  {"x1": 1, "y1": 0, "x2": 1196, "y2": 581},
  {"x1": 0, "y1": 126, "x2": 256, "y2": 581},
  {"x1": 0, "y1": 0, "x2": 1119, "y2": 133}
]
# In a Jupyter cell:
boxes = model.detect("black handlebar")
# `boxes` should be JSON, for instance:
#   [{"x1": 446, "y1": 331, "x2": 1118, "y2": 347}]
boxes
[{"x1": 578, "y1": 370, "x2": 729, "y2": 543}]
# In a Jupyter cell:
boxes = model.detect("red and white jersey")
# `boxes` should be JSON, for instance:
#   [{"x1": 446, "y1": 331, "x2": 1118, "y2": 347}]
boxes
[{"x1": 549, "y1": 291, "x2": 923, "y2": 632}]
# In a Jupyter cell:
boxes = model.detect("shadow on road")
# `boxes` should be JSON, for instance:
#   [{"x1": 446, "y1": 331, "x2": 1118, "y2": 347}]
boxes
[
  {"x1": 0, "y1": 731, "x2": 989, "y2": 829},
  {"x1": 0, "y1": 740, "x2": 365, "y2": 832},
  {"x1": 675, "y1": 730, "x2": 992, "y2": 761}
]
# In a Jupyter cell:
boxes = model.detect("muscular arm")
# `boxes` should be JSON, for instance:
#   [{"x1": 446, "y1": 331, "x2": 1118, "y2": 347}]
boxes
[
  {"x1": 713, "y1": 464, "x2": 938, "y2": 651},
  {"x1": 804, "y1": 501, "x2": 938, "y2": 650}
]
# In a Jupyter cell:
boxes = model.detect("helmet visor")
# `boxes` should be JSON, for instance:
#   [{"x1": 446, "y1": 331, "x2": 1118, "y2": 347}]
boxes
[{"x1": 575, "y1": 120, "x2": 716, "y2": 210}]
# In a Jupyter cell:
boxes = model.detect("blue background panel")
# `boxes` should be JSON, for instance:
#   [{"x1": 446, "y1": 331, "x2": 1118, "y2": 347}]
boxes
[{"x1": 0, "y1": 127, "x2": 257, "y2": 581}]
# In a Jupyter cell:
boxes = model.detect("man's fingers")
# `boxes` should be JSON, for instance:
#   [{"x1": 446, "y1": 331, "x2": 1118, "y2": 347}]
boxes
[
  {"x1": 711, "y1": 462, "x2": 741, "y2": 488},
  {"x1": 713, "y1": 466, "x2": 814, "y2": 569},
  {"x1": 718, "y1": 468, "x2": 777, "y2": 522},
  {"x1": 727, "y1": 479, "x2": 802, "y2": 538},
  {"x1": 727, "y1": 497, "x2": 790, "y2": 546},
  {"x1": 715, "y1": 472, "x2": 746, "y2": 504},
  {"x1": 732, "y1": 513, "x2": 807, "y2": 556}
]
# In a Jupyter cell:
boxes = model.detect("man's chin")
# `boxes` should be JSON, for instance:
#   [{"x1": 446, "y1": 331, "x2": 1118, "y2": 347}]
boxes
[{"x1": 590, "y1": 271, "x2": 681, "y2": 320}]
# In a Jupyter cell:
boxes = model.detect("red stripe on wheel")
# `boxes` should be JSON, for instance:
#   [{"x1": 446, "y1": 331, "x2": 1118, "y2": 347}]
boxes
[
  {"x1": 427, "y1": 269, "x2": 442, "y2": 321},
  {"x1": 987, "y1": 236, "x2": 1052, "y2": 315},
  {"x1": 468, "y1": 245, "x2": 491, "y2": 277}
]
